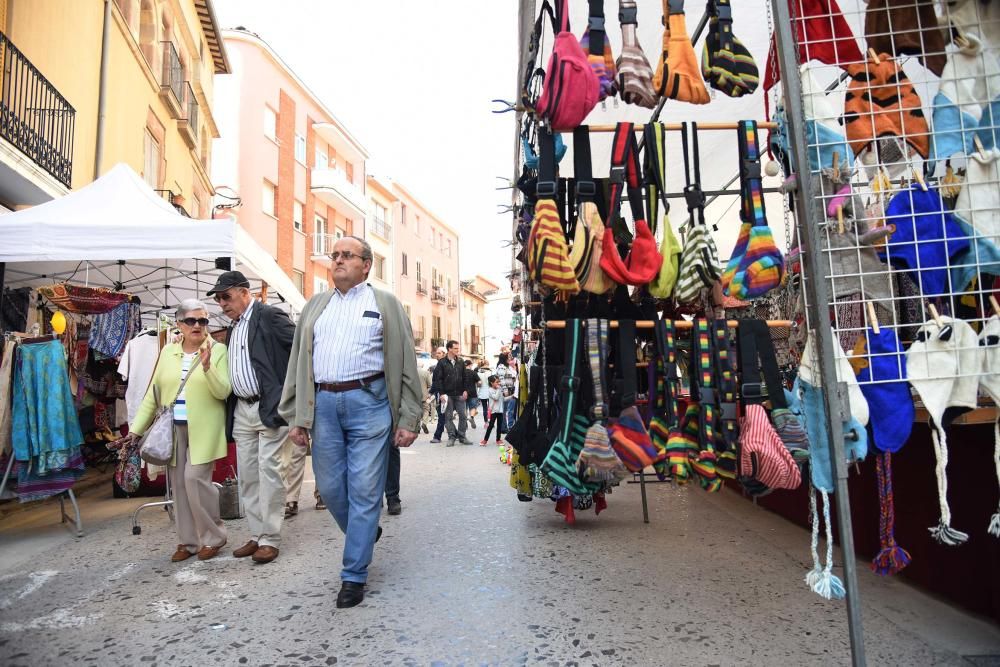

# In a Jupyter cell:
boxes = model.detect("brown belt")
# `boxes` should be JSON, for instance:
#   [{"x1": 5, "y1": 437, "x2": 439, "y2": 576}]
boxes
[{"x1": 316, "y1": 372, "x2": 385, "y2": 393}]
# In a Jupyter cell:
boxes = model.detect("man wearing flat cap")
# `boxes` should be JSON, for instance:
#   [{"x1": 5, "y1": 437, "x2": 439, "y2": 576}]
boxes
[{"x1": 207, "y1": 270, "x2": 295, "y2": 564}]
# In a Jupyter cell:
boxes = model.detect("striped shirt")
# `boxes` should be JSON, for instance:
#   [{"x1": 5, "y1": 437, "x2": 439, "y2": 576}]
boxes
[
  {"x1": 228, "y1": 299, "x2": 260, "y2": 398},
  {"x1": 173, "y1": 352, "x2": 197, "y2": 422},
  {"x1": 313, "y1": 282, "x2": 384, "y2": 383}
]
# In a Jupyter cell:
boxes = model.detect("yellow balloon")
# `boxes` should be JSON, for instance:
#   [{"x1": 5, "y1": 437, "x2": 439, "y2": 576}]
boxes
[{"x1": 50, "y1": 310, "x2": 67, "y2": 335}]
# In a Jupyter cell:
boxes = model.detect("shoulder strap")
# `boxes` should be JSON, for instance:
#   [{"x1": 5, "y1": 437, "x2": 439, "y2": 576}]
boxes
[
  {"x1": 681, "y1": 122, "x2": 707, "y2": 228},
  {"x1": 737, "y1": 120, "x2": 767, "y2": 227},
  {"x1": 643, "y1": 122, "x2": 669, "y2": 235},
  {"x1": 537, "y1": 125, "x2": 558, "y2": 199},
  {"x1": 556, "y1": 0, "x2": 571, "y2": 33},
  {"x1": 613, "y1": 319, "x2": 638, "y2": 412},
  {"x1": 573, "y1": 127, "x2": 597, "y2": 204},
  {"x1": 558, "y1": 320, "x2": 583, "y2": 440},
  {"x1": 169, "y1": 350, "x2": 201, "y2": 407},
  {"x1": 587, "y1": 0, "x2": 606, "y2": 57},
  {"x1": 654, "y1": 317, "x2": 678, "y2": 425},
  {"x1": 608, "y1": 123, "x2": 646, "y2": 225},
  {"x1": 738, "y1": 319, "x2": 787, "y2": 409},
  {"x1": 585, "y1": 318, "x2": 610, "y2": 421},
  {"x1": 690, "y1": 318, "x2": 717, "y2": 448},
  {"x1": 713, "y1": 320, "x2": 739, "y2": 451}
]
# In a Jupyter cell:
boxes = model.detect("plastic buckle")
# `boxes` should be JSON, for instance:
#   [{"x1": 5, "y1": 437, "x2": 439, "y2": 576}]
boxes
[
  {"x1": 741, "y1": 382, "x2": 765, "y2": 399},
  {"x1": 618, "y1": 5, "x2": 637, "y2": 24},
  {"x1": 576, "y1": 180, "x2": 597, "y2": 197},
  {"x1": 621, "y1": 392, "x2": 637, "y2": 408},
  {"x1": 668, "y1": 0, "x2": 685, "y2": 15},
  {"x1": 561, "y1": 375, "x2": 580, "y2": 392},
  {"x1": 589, "y1": 403, "x2": 609, "y2": 421},
  {"x1": 588, "y1": 15, "x2": 606, "y2": 33},
  {"x1": 609, "y1": 165, "x2": 626, "y2": 186},
  {"x1": 684, "y1": 184, "x2": 706, "y2": 210},
  {"x1": 536, "y1": 180, "x2": 558, "y2": 198},
  {"x1": 741, "y1": 160, "x2": 762, "y2": 181},
  {"x1": 715, "y1": 4, "x2": 732, "y2": 22},
  {"x1": 699, "y1": 387, "x2": 716, "y2": 405},
  {"x1": 720, "y1": 402, "x2": 738, "y2": 421}
]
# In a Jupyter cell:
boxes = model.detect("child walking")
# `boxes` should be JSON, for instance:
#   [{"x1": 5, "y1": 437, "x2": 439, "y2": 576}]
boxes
[{"x1": 481, "y1": 375, "x2": 506, "y2": 449}]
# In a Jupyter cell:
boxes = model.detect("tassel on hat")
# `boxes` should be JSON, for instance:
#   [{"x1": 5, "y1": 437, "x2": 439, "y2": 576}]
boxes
[
  {"x1": 906, "y1": 316, "x2": 982, "y2": 546},
  {"x1": 872, "y1": 451, "x2": 912, "y2": 575},
  {"x1": 805, "y1": 485, "x2": 847, "y2": 600},
  {"x1": 977, "y1": 315, "x2": 1000, "y2": 537}
]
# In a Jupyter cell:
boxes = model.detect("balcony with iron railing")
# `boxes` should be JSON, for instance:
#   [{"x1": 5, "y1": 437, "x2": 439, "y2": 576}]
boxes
[
  {"x1": 447, "y1": 294, "x2": 458, "y2": 308},
  {"x1": 311, "y1": 232, "x2": 337, "y2": 262},
  {"x1": 159, "y1": 41, "x2": 185, "y2": 118},
  {"x1": 416, "y1": 280, "x2": 428, "y2": 295},
  {"x1": 431, "y1": 285, "x2": 446, "y2": 304},
  {"x1": 369, "y1": 216, "x2": 391, "y2": 241},
  {"x1": 178, "y1": 81, "x2": 198, "y2": 149},
  {"x1": 0, "y1": 31, "x2": 75, "y2": 188}
]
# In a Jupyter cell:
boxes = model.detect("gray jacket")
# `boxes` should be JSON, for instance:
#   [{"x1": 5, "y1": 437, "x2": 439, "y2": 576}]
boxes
[{"x1": 278, "y1": 285, "x2": 423, "y2": 433}]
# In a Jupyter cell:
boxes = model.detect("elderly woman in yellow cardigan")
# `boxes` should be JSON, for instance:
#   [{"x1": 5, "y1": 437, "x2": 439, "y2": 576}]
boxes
[{"x1": 131, "y1": 299, "x2": 232, "y2": 562}]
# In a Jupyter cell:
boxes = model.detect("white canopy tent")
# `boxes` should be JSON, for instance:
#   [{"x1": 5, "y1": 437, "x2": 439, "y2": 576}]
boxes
[{"x1": 0, "y1": 163, "x2": 305, "y2": 325}]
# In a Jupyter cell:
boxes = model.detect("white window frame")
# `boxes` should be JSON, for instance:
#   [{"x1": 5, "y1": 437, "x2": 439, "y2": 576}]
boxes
[
  {"x1": 264, "y1": 106, "x2": 277, "y2": 141},
  {"x1": 314, "y1": 214, "x2": 328, "y2": 254},
  {"x1": 314, "y1": 276, "x2": 329, "y2": 294},
  {"x1": 374, "y1": 253, "x2": 385, "y2": 281},
  {"x1": 143, "y1": 129, "x2": 160, "y2": 189},
  {"x1": 294, "y1": 133, "x2": 306, "y2": 163},
  {"x1": 315, "y1": 144, "x2": 328, "y2": 169},
  {"x1": 262, "y1": 180, "x2": 276, "y2": 217},
  {"x1": 293, "y1": 200, "x2": 304, "y2": 231}
]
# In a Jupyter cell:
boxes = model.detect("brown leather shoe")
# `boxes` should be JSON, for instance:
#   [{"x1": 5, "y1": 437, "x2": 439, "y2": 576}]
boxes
[
  {"x1": 171, "y1": 545, "x2": 195, "y2": 562},
  {"x1": 233, "y1": 540, "x2": 259, "y2": 558},
  {"x1": 251, "y1": 545, "x2": 279, "y2": 564},
  {"x1": 197, "y1": 540, "x2": 226, "y2": 561}
]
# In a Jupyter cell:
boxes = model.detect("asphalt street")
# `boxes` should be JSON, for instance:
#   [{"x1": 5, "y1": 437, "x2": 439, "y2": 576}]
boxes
[{"x1": 1, "y1": 422, "x2": 999, "y2": 666}]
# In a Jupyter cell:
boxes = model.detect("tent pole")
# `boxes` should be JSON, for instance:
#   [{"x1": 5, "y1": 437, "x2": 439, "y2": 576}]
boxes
[{"x1": 769, "y1": 1, "x2": 867, "y2": 665}]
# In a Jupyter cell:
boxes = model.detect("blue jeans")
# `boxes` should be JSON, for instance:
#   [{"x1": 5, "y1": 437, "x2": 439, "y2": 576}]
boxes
[
  {"x1": 504, "y1": 396, "x2": 517, "y2": 430},
  {"x1": 311, "y1": 378, "x2": 392, "y2": 584}
]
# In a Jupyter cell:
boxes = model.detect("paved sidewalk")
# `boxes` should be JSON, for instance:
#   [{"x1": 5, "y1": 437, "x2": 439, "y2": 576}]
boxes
[{"x1": 1, "y1": 424, "x2": 998, "y2": 665}]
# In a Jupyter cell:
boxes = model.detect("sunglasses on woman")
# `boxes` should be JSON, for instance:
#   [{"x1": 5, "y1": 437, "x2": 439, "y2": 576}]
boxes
[{"x1": 180, "y1": 317, "x2": 211, "y2": 327}]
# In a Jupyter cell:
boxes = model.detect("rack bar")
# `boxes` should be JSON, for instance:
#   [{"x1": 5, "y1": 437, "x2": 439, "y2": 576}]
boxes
[
  {"x1": 542, "y1": 319, "x2": 792, "y2": 329},
  {"x1": 561, "y1": 122, "x2": 778, "y2": 134}
]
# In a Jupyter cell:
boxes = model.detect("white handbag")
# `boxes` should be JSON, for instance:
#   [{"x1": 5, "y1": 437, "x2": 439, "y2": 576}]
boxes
[{"x1": 138, "y1": 362, "x2": 198, "y2": 466}]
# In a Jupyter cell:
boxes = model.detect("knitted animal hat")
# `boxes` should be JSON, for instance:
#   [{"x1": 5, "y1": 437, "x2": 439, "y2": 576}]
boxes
[
  {"x1": 864, "y1": 0, "x2": 946, "y2": 76},
  {"x1": 945, "y1": 0, "x2": 1000, "y2": 54},
  {"x1": 977, "y1": 315, "x2": 1000, "y2": 537},
  {"x1": 844, "y1": 54, "x2": 930, "y2": 159},
  {"x1": 955, "y1": 147, "x2": 1000, "y2": 242},
  {"x1": 857, "y1": 327, "x2": 915, "y2": 454},
  {"x1": 801, "y1": 65, "x2": 852, "y2": 178},
  {"x1": 948, "y1": 215, "x2": 1000, "y2": 294},
  {"x1": 815, "y1": 215, "x2": 895, "y2": 303},
  {"x1": 700, "y1": 0, "x2": 758, "y2": 98},
  {"x1": 930, "y1": 34, "x2": 1000, "y2": 161},
  {"x1": 762, "y1": 0, "x2": 862, "y2": 104},
  {"x1": 799, "y1": 333, "x2": 870, "y2": 428},
  {"x1": 616, "y1": 0, "x2": 657, "y2": 108},
  {"x1": 653, "y1": 3, "x2": 710, "y2": 105},
  {"x1": 879, "y1": 185, "x2": 971, "y2": 297},
  {"x1": 906, "y1": 316, "x2": 981, "y2": 545}
]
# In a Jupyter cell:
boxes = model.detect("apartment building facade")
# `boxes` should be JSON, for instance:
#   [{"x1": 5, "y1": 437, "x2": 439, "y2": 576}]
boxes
[
  {"x1": 212, "y1": 28, "x2": 368, "y2": 299},
  {"x1": 365, "y1": 173, "x2": 396, "y2": 293},
  {"x1": 1, "y1": 0, "x2": 228, "y2": 214},
  {"x1": 460, "y1": 275, "x2": 499, "y2": 360},
  {"x1": 392, "y1": 183, "x2": 460, "y2": 353}
]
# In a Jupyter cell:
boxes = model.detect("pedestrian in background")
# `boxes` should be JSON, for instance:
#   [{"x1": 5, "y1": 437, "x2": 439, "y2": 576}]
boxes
[
  {"x1": 209, "y1": 271, "x2": 295, "y2": 565},
  {"x1": 476, "y1": 360, "x2": 492, "y2": 419},
  {"x1": 463, "y1": 359, "x2": 480, "y2": 429},
  {"x1": 418, "y1": 364, "x2": 433, "y2": 434},
  {"x1": 429, "y1": 346, "x2": 448, "y2": 443},
  {"x1": 130, "y1": 299, "x2": 231, "y2": 563},
  {"x1": 480, "y1": 374, "x2": 506, "y2": 449},
  {"x1": 280, "y1": 236, "x2": 422, "y2": 609},
  {"x1": 439, "y1": 340, "x2": 471, "y2": 446}
]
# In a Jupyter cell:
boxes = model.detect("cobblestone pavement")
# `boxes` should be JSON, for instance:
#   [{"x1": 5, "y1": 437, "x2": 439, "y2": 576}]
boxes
[{"x1": 1, "y1": 425, "x2": 999, "y2": 666}]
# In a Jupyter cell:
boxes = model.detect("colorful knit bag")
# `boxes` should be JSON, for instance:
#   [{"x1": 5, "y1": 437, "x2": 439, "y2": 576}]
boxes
[
  {"x1": 576, "y1": 318, "x2": 629, "y2": 484},
  {"x1": 615, "y1": 0, "x2": 657, "y2": 108},
  {"x1": 645, "y1": 122, "x2": 682, "y2": 299},
  {"x1": 665, "y1": 403, "x2": 701, "y2": 483},
  {"x1": 568, "y1": 127, "x2": 615, "y2": 295},
  {"x1": 579, "y1": 0, "x2": 617, "y2": 101},
  {"x1": 700, "y1": 0, "x2": 758, "y2": 98},
  {"x1": 606, "y1": 320, "x2": 662, "y2": 472},
  {"x1": 648, "y1": 318, "x2": 679, "y2": 480},
  {"x1": 675, "y1": 123, "x2": 721, "y2": 303},
  {"x1": 527, "y1": 127, "x2": 580, "y2": 295},
  {"x1": 720, "y1": 121, "x2": 783, "y2": 300},
  {"x1": 653, "y1": 0, "x2": 710, "y2": 104},
  {"x1": 536, "y1": 0, "x2": 601, "y2": 130},
  {"x1": 540, "y1": 320, "x2": 602, "y2": 494}
]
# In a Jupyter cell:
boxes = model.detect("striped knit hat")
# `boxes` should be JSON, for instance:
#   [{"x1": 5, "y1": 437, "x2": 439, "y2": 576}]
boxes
[
  {"x1": 906, "y1": 316, "x2": 981, "y2": 545},
  {"x1": 700, "y1": 0, "x2": 758, "y2": 98},
  {"x1": 977, "y1": 315, "x2": 1000, "y2": 538}
]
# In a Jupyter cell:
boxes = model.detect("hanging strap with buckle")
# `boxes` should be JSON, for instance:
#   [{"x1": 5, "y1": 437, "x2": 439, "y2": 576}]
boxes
[
  {"x1": 738, "y1": 319, "x2": 788, "y2": 409},
  {"x1": 737, "y1": 120, "x2": 767, "y2": 227},
  {"x1": 610, "y1": 319, "x2": 638, "y2": 415},
  {"x1": 587, "y1": 0, "x2": 607, "y2": 57},
  {"x1": 557, "y1": 319, "x2": 583, "y2": 441},
  {"x1": 585, "y1": 318, "x2": 610, "y2": 422},
  {"x1": 609, "y1": 122, "x2": 646, "y2": 228},
  {"x1": 713, "y1": 320, "x2": 740, "y2": 451},
  {"x1": 681, "y1": 122, "x2": 710, "y2": 229},
  {"x1": 653, "y1": 316, "x2": 678, "y2": 425},
  {"x1": 690, "y1": 318, "x2": 718, "y2": 448},
  {"x1": 537, "y1": 125, "x2": 558, "y2": 200},
  {"x1": 643, "y1": 122, "x2": 669, "y2": 236},
  {"x1": 709, "y1": 0, "x2": 734, "y2": 52},
  {"x1": 574, "y1": 126, "x2": 597, "y2": 205}
]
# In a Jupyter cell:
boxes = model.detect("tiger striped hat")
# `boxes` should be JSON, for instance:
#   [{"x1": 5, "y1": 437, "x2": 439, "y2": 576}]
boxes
[{"x1": 844, "y1": 54, "x2": 929, "y2": 159}]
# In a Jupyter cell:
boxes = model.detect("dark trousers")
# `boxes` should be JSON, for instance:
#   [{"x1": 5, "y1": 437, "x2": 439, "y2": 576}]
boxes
[
  {"x1": 484, "y1": 412, "x2": 506, "y2": 442},
  {"x1": 433, "y1": 393, "x2": 446, "y2": 439},
  {"x1": 385, "y1": 443, "x2": 400, "y2": 504},
  {"x1": 480, "y1": 398, "x2": 489, "y2": 416}
]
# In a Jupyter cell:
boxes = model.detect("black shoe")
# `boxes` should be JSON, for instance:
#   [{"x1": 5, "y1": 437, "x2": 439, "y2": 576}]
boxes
[
  {"x1": 284, "y1": 501, "x2": 298, "y2": 517},
  {"x1": 387, "y1": 501, "x2": 401, "y2": 516},
  {"x1": 446, "y1": 439, "x2": 456, "y2": 447},
  {"x1": 336, "y1": 581, "x2": 366, "y2": 608},
  {"x1": 469, "y1": 417, "x2": 477, "y2": 428},
  {"x1": 421, "y1": 423, "x2": 429, "y2": 434},
  {"x1": 376, "y1": 525, "x2": 383, "y2": 542},
  {"x1": 459, "y1": 438, "x2": 473, "y2": 445}
]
